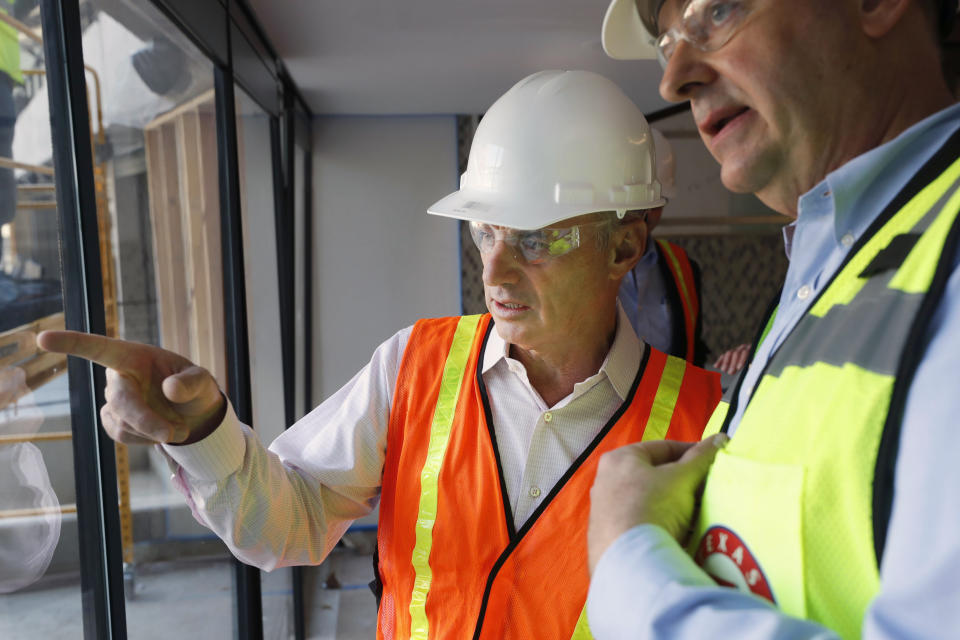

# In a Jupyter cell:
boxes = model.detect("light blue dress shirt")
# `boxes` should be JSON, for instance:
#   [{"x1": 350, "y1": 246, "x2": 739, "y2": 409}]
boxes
[
  {"x1": 588, "y1": 101, "x2": 960, "y2": 639},
  {"x1": 618, "y1": 243, "x2": 674, "y2": 353}
]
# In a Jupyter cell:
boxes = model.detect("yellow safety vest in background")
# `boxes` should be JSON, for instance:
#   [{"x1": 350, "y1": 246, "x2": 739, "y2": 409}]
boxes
[
  {"x1": 691, "y1": 132, "x2": 960, "y2": 639},
  {"x1": 0, "y1": 2, "x2": 22, "y2": 85}
]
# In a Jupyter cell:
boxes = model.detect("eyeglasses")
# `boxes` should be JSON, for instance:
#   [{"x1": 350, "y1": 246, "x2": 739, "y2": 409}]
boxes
[
  {"x1": 655, "y1": 0, "x2": 756, "y2": 69},
  {"x1": 468, "y1": 220, "x2": 608, "y2": 264}
]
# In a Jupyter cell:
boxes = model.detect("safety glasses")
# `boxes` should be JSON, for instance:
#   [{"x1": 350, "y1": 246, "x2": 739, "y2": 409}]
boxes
[
  {"x1": 655, "y1": 0, "x2": 757, "y2": 69},
  {"x1": 468, "y1": 220, "x2": 608, "y2": 264}
]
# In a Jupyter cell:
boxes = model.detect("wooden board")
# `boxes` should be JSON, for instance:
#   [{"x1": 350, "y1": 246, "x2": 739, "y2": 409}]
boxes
[
  {"x1": 144, "y1": 90, "x2": 227, "y2": 388},
  {"x1": 0, "y1": 312, "x2": 66, "y2": 409}
]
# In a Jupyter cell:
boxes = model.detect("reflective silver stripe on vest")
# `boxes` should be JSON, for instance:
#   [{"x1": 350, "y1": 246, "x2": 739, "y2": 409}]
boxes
[
  {"x1": 764, "y1": 175, "x2": 960, "y2": 380},
  {"x1": 764, "y1": 280, "x2": 921, "y2": 378}
]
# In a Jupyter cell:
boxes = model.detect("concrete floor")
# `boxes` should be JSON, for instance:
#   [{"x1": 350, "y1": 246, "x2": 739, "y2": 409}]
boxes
[
  {"x1": 1, "y1": 372, "x2": 380, "y2": 639},
  {"x1": 0, "y1": 535, "x2": 379, "y2": 639}
]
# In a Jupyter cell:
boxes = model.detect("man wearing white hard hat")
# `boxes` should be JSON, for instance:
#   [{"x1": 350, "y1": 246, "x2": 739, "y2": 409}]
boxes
[
  {"x1": 588, "y1": 0, "x2": 960, "y2": 639},
  {"x1": 618, "y1": 128, "x2": 709, "y2": 365},
  {"x1": 37, "y1": 69, "x2": 722, "y2": 638}
]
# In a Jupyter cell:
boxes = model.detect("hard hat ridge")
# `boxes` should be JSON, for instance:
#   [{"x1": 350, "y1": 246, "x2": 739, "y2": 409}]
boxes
[{"x1": 428, "y1": 70, "x2": 665, "y2": 231}]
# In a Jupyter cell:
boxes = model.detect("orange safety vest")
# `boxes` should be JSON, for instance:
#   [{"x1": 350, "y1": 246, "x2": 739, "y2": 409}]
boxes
[
  {"x1": 655, "y1": 239, "x2": 702, "y2": 364},
  {"x1": 375, "y1": 314, "x2": 721, "y2": 639}
]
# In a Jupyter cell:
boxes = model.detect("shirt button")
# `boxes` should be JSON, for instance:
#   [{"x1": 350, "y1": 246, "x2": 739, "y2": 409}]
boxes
[
  {"x1": 543, "y1": 412, "x2": 553, "y2": 423},
  {"x1": 529, "y1": 486, "x2": 541, "y2": 498},
  {"x1": 841, "y1": 233, "x2": 854, "y2": 247},
  {"x1": 797, "y1": 285, "x2": 812, "y2": 300},
  {"x1": 823, "y1": 189, "x2": 832, "y2": 197}
]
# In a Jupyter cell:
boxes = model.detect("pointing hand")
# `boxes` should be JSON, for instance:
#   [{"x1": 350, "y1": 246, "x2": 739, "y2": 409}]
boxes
[{"x1": 36, "y1": 331, "x2": 225, "y2": 445}]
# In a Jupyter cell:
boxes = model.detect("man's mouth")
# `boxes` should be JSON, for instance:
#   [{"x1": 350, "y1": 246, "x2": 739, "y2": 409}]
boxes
[
  {"x1": 700, "y1": 106, "x2": 751, "y2": 137},
  {"x1": 492, "y1": 299, "x2": 530, "y2": 313}
]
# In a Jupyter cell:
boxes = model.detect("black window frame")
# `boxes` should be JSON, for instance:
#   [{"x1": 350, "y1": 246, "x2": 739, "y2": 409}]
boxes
[{"x1": 37, "y1": 0, "x2": 314, "y2": 637}]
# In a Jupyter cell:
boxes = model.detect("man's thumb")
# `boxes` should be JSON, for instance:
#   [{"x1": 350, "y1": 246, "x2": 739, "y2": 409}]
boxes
[
  {"x1": 162, "y1": 366, "x2": 216, "y2": 405},
  {"x1": 677, "y1": 433, "x2": 729, "y2": 479}
]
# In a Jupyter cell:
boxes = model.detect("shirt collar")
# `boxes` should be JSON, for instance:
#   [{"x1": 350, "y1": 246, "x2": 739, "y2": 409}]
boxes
[
  {"x1": 797, "y1": 101, "x2": 960, "y2": 244},
  {"x1": 782, "y1": 221, "x2": 798, "y2": 260},
  {"x1": 481, "y1": 303, "x2": 642, "y2": 402}
]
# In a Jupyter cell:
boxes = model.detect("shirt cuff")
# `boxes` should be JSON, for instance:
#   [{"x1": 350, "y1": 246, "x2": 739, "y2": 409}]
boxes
[
  {"x1": 587, "y1": 524, "x2": 714, "y2": 638},
  {"x1": 160, "y1": 401, "x2": 248, "y2": 482}
]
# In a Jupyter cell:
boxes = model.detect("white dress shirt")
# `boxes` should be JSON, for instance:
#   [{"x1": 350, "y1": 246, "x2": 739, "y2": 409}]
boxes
[{"x1": 161, "y1": 306, "x2": 643, "y2": 571}]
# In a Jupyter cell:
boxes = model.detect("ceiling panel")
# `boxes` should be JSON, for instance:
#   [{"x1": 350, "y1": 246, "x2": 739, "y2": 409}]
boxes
[{"x1": 246, "y1": 0, "x2": 670, "y2": 115}]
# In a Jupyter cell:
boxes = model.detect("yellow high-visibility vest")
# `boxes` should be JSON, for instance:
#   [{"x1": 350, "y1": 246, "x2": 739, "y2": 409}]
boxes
[
  {"x1": 0, "y1": 2, "x2": 22, "y2": 85},
  {"x1": 691, "y1": 131, "x2": 960, "y2": 639}
]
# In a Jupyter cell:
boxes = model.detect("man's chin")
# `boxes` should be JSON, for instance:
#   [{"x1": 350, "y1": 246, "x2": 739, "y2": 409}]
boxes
[
  {"x1": 492, "y1": 320, "x2": 533, "y2": 348},
  {"x1": 719, "y1": 163, "x2": 762, "y2": 195}
]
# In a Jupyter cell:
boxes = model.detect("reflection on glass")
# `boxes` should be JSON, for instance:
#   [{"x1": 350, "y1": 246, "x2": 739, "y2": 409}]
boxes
[
  {"x1": 0, "y1": 366, "x2": 61, "y2": 594},
  {"x1": 0, "y1": 1, "x2": 78, "y2": 637},
  {"x1": 76, "y1": 0, "x2": 232, "y2": 637},
  {"x1": 235, "y1": 86, "x2": 294, "y2": 638},
  {"x1": 293, "y1": 149, "x2": 307, "y2": 421}
]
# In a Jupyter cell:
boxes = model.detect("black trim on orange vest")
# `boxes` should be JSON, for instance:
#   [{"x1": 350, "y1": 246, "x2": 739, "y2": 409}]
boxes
[
  {"x1": 476, "y1": 319, "x2": 516, "y2": 539},
  {"x1": 874, "y1": 204, "x2": 960, "y2": 564},
  {"x1": 470, "y1": 343, "x2": 652, "y2": 640}
]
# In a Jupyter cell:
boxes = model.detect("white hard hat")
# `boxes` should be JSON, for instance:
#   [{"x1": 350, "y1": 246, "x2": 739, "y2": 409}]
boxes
[
  {"x1": 601, "y1": 0, "x2": 660, "y2": 60},
  {"x1": 428, "y1": 70, "x2": 664, "y2": 230},
  {"x1": 651, "y1": 128, "x2": 676, "y2": 200}
]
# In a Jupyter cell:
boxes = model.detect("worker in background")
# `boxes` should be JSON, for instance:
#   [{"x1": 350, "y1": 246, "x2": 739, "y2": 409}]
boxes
[
  {"x1": 618, "y1": 128, "x2": 710, "y2": 365},
  {"x1": 587, "y1": 0, "x2": 960, "y2": 638},
  {"x1": 0, "y1": 0, "x2": 22, "y2": 268},
  {"x1": 38, "y1": 70, "x2": 722, "y2": 639},
  {"x1": 623, "y1": 130, "x2": 759, "y2": 377}
]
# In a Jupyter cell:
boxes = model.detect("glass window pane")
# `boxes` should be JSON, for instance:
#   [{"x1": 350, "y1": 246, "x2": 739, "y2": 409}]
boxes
[
  {"x1": 235, "y1": 87, "x2": 293, "y2": 638},
  {"x1": 0, "y1": 3, "x2": 82, "y2": 637},
  {"x1": 78, "y1": 0, "x2": 233, "y2": 636},
  {"x1": 293, "y1": 148, "x2": 306, "y2": 420}
]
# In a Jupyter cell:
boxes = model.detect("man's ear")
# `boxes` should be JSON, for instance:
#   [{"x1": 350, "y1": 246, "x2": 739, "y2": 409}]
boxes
[
  {"x1": 609, "y1": 216, "x2": 648, "y2": 280},
  {"x1": 859, "y1": 0, "x2": 913, "y2": 38}
]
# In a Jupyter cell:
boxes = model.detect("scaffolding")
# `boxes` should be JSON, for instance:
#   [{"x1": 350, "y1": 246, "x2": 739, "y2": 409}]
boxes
[{"x1": 0, "y1": 10, "x2": 135, "y2": 592}]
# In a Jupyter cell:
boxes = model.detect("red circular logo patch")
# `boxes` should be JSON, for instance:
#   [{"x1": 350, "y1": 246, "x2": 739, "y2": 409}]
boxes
[{"x1": 694, "y1": 526, "x2": 776, "y2": 604}]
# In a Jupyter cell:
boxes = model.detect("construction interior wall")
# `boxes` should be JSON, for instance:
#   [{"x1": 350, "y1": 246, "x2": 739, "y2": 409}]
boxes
[{"x1": 311, "y1": 115, "x2": 461, "y2": 402}]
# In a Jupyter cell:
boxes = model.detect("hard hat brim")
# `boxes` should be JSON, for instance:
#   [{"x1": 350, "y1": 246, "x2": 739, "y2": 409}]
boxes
[
  {"x1": 427, "y1": 188, "x2": 665, "y2": 231},
  {"x1": 602, "y1": 0, "x2": 658, "y2": 60}
]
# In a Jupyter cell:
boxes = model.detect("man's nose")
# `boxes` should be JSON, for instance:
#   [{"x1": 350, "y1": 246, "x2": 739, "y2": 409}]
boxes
[
  {"x1": 481, "y1": 238, "x2": 522, "y2": 287},
  {"x1": 659, "y1": 39, "x2": 715, "y2": 103}
]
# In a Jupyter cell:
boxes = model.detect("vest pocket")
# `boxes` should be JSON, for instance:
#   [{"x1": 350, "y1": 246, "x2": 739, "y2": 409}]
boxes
[{"x1": 690, "y1": 450, "x2": 807, "y2": 618}]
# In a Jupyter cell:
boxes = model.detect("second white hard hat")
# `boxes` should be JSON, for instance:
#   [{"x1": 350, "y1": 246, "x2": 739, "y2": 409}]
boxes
[
  {"x1": 428, "y1": 70, "x2": 664, "y2": 230},
  {"x1": 601, "y1": 0, "x2": 660, "y2": 60}
]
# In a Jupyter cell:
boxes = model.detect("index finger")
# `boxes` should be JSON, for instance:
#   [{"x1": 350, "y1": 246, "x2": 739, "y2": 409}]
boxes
[{"x1": 36, "y1": 330, "x2": 139, "y2": 372}]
